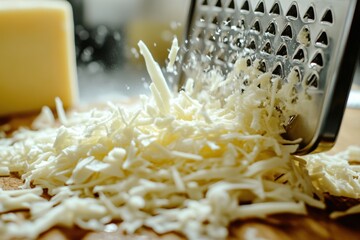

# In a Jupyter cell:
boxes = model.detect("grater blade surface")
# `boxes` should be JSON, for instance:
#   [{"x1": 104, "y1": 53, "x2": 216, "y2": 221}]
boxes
[{"x1": 178, "y1": 0, "x2": 360, "y2": 154}]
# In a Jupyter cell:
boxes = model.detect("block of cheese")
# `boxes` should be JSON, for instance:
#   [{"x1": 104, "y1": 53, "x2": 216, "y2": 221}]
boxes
[{"x1": 0, "y1": 0, "x2": 78, "y2": 116}]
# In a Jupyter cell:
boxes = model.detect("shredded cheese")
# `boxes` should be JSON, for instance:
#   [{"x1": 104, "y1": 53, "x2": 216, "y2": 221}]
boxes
[
  {"x1": 305, "y1": 146, "x2": 360, "y2": 199},
  {"x1": 138, "y1": 40, "x2": 172, "y2": 114},
  {"x1": 166, "y1": 36, "x2": 179, "y2": 72},
  {"x1": 0, "y1": 39, "x2": 358, "y2": 239}
]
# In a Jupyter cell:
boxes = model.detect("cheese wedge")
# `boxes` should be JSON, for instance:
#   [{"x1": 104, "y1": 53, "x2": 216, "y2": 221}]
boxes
[{"x1": 0, "y1": 0, "x2": 78, "y2": 116}]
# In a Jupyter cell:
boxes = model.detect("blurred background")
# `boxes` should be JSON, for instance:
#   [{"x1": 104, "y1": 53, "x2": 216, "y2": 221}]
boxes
[
  {"x1": 66, "y1": 0, "x2": 359, "y2": 108},
  {"x1": 66, "y1": 0, "x2": 190, "y2": 104}
]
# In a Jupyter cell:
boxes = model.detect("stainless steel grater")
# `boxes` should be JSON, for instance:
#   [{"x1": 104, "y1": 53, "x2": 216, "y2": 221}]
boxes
[{"x1": 177, "y1": 0, "x2": 360, "y2": 155}]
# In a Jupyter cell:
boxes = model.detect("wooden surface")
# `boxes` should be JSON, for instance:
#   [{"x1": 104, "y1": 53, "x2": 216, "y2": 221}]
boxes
[
  {"x1": 330, "y1": 108, "x2": 360, "y2": 153},
  {"x1": 1, "y1": 108, "x2": 359, "y2": 240}
]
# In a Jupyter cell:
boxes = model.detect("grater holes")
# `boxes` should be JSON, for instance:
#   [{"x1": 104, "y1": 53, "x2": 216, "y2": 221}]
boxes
[
  {"x1": 257, "y1": 59, "x2": 267, "y2": 73},
  {"x1": 250, "y1": 19, "x2": 261, "y2": 33},
  {"x1": 289, "y1": 66, "x2": 302, "y2": 84},
  {"x1": 236, "y1": 18, "x2": 246, "y2": 30},
  {"x1": 303, "y1": 5, "x2": 315, "y2": 22},
  {"x1": 211, "y1": 16, "x2": 219, "y2": 25},
  {"x1": 276, "y1": 43, "x2": 288, "y2": 57},
  {"x1": 215, "y1": 0, "x2": 222, "y2": 8},
  {"x1": 305, "y1": 72, "x2": 319, "y2": 89},
  {"x1": 240, "y1": 0, "x2": 250, "y2": 13},
  {"x1": 219, "y1": 30, "x2": 230, "y2": 44},
  {"x1": 194, "y1": 28, "x2": 205, "y2": 42},
  {"x1": 297, "y1": 26, "x2": 311, "y2": 46},
  {"x1": 215, "y1": 48, "x2": 227, "y2": 65},
  {"x1": 292, "y1": 46, "x2": 306, "y2": 63},
  {"x1": 286, "y1": 2, "x2": 298, "y2": 20},
  {"x1": 246, "y1": 39, "x2": 257, "y2": 51},
  {"x1": 202, "y1": 0, "x2": 209, "y2": 6},
  {"x1": 222, "y1": 17, "x2": 232, "y2": 28},
  {"x1": 243, "y1": 75, "x2": 251, "y2": 86},
  {"x1": 255, "y1": 1, "x2": 265, "y2": 15},
  {"x1": 315, "y1": 30, "x2": 328, "y2": 47},
  {"x1": 269, "y1": 1, "x2": 281, "y2": 15},
  {"x1": 198, "y1": 14, "x2": 206, "y2": 24},
  {"x1": 272, "y1": 63, "x2": 283, "y2": 77},
  {"x1": 281, "y1": 24, "x2": 293, "y2": 40},
  {"x1": 206, "y1": 30, "x2": 217, "y2": 42},
  {"x1": 261, "y1": 41, "x2": 272, "y2": 55},
  {"x1": 321, "y1": 9, "x2": 333, "y2": 24},
  {"x1": 231, "y1": 34, "x2": 244, "y2": 49},
  {"x1": 265, "y1": 21, "x2": 277, "y2": 36},
  {"x1": 204, "y1": 43, "x2": 216, "y2": 59},
  {"x1": 246, "y1": 58, "x2": 252, "y2": 67},
  {"x1": 228, "y1": 52, "x2": 238, "y2": 65},
  {"x1": 227, "y1": 0, "x2": 235, "y2": 9},
  {"x1": 310, "y1": 51, "x2": 324, "y2": 68}
]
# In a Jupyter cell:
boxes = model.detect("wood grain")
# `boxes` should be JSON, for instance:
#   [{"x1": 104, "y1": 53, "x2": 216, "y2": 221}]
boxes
[{"x1": 1, "y1": 108, "x2": 359, "y2": 239}]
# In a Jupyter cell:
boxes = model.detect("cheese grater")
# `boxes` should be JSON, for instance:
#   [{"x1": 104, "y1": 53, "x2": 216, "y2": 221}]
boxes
[{"x1": 176, "y1": 0, "x2": 360, "y2": 155}]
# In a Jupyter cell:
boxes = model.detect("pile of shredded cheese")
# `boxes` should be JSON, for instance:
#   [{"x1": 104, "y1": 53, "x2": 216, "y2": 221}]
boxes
[
  {"x1": 304, "y1": 146, "x2": 360, "y2": 218},
  {"x1": 0, "y1": 40, "x2": 358, "y2": 239}
]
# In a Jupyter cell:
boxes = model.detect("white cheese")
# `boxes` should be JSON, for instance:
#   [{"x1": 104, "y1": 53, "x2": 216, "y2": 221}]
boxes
[
  {"x1": 138, "y1": 40, "x2": 172, "y2": 114},
  {"x1": 305, "y1": 146, "x2": 360, "y2": 199},
  {"x1": 331, "y1": 204, "x2": 360, "y2": 218},
  {"x1": 55, "y1": 97, "x2": 68, "y2": 126},
  {"x1": 32, "y1": 106, "x2": 55, "y2": 130},
  {"x1": 166, "y1": 37, "x2": 180, "y2": 72}
]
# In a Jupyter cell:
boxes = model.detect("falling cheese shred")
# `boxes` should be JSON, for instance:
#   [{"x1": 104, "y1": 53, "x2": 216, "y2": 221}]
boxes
[
  {"x1": 0, "y1": 40, "x2": 359, "y2": 240},
  {"x1": 166, "y1": 37, "x2": 180, "y2": 72}
]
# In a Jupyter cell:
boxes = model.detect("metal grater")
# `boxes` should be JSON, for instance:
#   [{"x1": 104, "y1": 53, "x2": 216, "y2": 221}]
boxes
[{"x1": 177, "y1": 0, "x2": 360, "y2": 155}]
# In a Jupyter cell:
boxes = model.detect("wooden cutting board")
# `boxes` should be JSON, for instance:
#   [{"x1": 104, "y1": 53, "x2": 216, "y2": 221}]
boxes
[{"x1": 1, "y1": 108, "x2": 359, "y2": 240}]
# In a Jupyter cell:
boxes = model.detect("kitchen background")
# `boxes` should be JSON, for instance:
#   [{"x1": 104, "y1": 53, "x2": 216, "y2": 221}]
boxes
[
  {"x1": 66, "y1": 0, "x2": 359, "y2": 107},
  {"x1": 66, "y1": 0, "x2": 190, "y2": 104}
]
